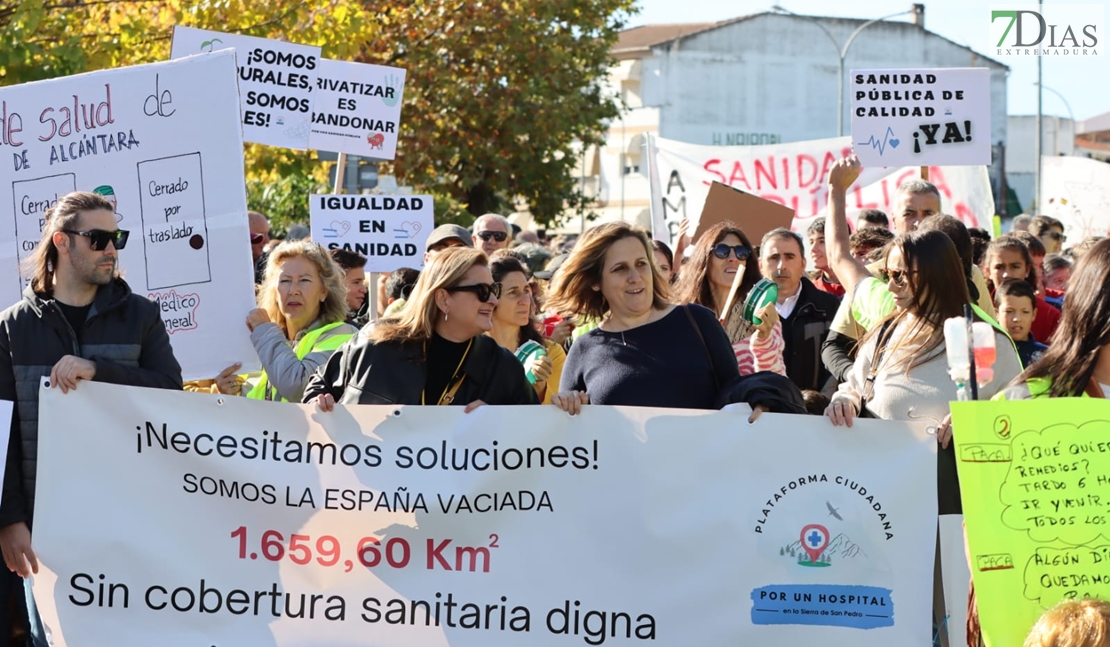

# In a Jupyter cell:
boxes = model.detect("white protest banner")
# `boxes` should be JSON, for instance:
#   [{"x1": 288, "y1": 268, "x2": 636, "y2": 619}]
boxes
[
  {"x1": 33, "y1": 382, "x2": 937, "y2": 646},
  {"x1": 1040, "y1": 155, "x2": 1110, "y2": 240},
  {"x1": 310, "y1": 193, "x2": 432, "y2": 272},
  {"x1": 850, "y1": 68, "x2": 991, "y2": 168},
  {"x1": 0, "y1": 400, "x2": 12, "y2": 495},
  {"x1": 170, "y1": 27, "x2": 320, "y2": 150},
  {"x1": 0, "y1": 52, "x2": 259, "y2": 380},
  {"x1": 308, "y1": 59, "x2": 406, "y2": 159},
  {"x1": 648, "y1": 134, "x2": 995, "y2": 244}
]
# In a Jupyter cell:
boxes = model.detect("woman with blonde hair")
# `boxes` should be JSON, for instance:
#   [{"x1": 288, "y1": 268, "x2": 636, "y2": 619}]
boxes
[
  {"x1": 213, "y1": 240, "x2": 356, "y2": 402},
  {"x1": 1025, "y1": 599, "x2": 1110, "y2": 647},
  {"x1": 545, "y1": 221, "x2": 803, "y2": 416},
  {"x1": 304, "y1": 246, "x2": 537, "y2": 408}
]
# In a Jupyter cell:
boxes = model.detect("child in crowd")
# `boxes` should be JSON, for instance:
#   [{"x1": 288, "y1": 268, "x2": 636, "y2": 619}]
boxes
[
  {"x1": 1025, "y1": 599, "x2": 1110, "y2": 647},
  {"x1": 995, "y1": 278, "x2": 1047, "y2": 367}
]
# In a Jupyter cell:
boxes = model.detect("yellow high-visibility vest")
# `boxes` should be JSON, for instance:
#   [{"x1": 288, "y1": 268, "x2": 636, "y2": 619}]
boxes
[{"x1": 246, "y1": 321, "x2": 352, "y2": 402}]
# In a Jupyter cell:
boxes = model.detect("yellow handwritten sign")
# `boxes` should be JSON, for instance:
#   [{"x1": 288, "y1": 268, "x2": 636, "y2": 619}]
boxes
[{"x1": 952, "y1": 399, "x2": 1110, "y2": 647}]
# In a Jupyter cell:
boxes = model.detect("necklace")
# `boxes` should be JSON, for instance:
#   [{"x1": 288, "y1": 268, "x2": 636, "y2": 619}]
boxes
[
  {"x1": 421, "y1": 338, "x2": 474, "y2": 405},
  {"x1": 621, "y1": 330, "x2": 627, "y2": 346}
]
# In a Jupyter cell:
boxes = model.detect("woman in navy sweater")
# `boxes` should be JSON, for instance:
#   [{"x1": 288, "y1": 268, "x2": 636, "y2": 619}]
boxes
[{"x1": 544, "y1": 222, "x2": 803, "y2": 416}]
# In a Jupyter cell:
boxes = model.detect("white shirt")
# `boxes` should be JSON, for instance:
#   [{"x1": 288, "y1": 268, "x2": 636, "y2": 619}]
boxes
[{"x1": 776, "y1": 290, "x2": 801, "y2": 319}]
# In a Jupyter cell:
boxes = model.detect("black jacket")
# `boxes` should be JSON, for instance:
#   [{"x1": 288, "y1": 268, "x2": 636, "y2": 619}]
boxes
[
  {"x1": 303, "y1": 333, "x2": 539, "y2": 406},
  {"x1": 0, "y1": 280, "x2": 183, "y2": 528},
  {"x1": 780, "y1": 277, "x2": 840, "y2": 393}
]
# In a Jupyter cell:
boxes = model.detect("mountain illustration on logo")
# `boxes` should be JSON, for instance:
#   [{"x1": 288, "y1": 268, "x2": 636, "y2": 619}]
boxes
[{"x1": 780, "y1": 532, "x2": 867, "y2": 567}]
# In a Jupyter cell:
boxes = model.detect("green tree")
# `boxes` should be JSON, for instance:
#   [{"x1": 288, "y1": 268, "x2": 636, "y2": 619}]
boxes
[
  {"x1": 1, "y1": 0, "x2": 636, "y2": 227},
  {"x1": 362, "y1": 1, "x2": 636, "y2": 225}
]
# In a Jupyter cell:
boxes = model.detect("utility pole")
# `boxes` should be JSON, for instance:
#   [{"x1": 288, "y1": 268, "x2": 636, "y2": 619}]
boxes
[{"x1": 1034, "y1": 0, "x2": 1043, "y2": 212}]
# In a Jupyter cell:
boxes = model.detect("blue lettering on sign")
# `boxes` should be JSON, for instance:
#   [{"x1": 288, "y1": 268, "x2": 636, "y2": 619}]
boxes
[{"x1": 750, "y1": 584, "x2": 894, "y2": 629}]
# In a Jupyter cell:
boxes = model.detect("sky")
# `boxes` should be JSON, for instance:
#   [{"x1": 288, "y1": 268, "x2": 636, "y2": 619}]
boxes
[{"x1": 633, "y1": 0, "x2": 1108, "y2": 123}]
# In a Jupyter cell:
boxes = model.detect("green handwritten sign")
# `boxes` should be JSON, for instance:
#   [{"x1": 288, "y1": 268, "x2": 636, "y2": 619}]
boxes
[{"x1": 952, "y1": 399, "x2": 1110, "y2": 647}]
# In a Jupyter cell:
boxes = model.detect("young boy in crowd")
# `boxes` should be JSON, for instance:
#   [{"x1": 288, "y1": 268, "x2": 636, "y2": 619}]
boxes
[{"x1": 995, "y1": 278, "x2": 1048, "y2": 367}]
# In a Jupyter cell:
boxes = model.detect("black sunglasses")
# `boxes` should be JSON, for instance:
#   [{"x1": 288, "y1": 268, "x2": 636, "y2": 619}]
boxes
[
  {"x1": 446, "y1": 282, "x2": 502, "y2": 303},
  {"x1": 884, "y1": 269, "x2": 916, "y2": 287},
  {"x1": 64, "y1": 228, "x2": 129, "y2": 251},
  {"x1": 476, "y1": 231, "x2": 508, "y2": 243},
  {"x1": 712, "y1": 243, "x2": 750, "y2": 261},
  {"x1": 1045, "y1": 231, "x2": 1067, "y2": 242}
]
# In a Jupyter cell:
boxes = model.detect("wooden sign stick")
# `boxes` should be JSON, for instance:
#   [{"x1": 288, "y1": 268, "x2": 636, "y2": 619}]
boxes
[{"x1": 718, "y1": 264, "x2": 747, "y2": 325}]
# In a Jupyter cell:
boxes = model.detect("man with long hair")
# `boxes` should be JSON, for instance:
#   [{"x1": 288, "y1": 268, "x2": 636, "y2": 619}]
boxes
[{"x1": 0, "y1": 191, "x2": 182, "y2": 642}]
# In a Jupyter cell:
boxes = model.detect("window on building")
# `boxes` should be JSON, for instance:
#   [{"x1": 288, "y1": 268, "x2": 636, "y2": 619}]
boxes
[{"x1": 621, "y1": 80, "x2": 642, "y2": 108}]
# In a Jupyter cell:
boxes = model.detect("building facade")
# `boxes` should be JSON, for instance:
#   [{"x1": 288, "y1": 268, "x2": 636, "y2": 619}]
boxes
[{"x1": 571, "y1": 8, "x2": 1009, "y2": 230}]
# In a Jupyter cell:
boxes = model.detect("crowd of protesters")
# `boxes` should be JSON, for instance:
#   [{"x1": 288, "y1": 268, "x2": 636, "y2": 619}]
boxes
[{"x1": 0, "y1": 152, "x2": 1106, "y2": 645}]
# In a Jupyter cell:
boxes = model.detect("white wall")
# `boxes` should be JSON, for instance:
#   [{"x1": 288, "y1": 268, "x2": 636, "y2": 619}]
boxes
[
  {"x1": 579, "y1": 13, "x2": 1009, "y2": 229},
  {"x1": 1006, "y1": 115, "x2": 1076, "y2": 173},
  {"x1": 644, "y1": 14, "x2": 1008, "y2": 151},
  {"x1": 1005, "y1": 115, "x2": 1075, "y2": 211}
]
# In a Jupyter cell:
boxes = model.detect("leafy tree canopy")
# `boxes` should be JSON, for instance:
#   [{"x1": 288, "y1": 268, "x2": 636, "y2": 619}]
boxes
[{"x1": 0, "y1": 0, "x2": 635, "y2": 230}]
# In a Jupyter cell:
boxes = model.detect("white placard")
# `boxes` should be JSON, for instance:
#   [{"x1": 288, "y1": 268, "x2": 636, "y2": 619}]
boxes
[
  {"x1": 849, "y1": 68, "x2": 992, "y2": 167},
  {"x1": 0, "y1": 52, "x2": 259, "y2": 381},
  {"x1": 308, "y1": 59, "x2": 406, "y2": 159},
  {"x1": 170, "y1": 26, "x2": 320, "y2": 150},
  {"x1": 33, "y1": 382, "x2": 937, "y2": 646},
  {"x1": 647, "y1": 134, "x2": 996, "y2": 246},
  {"x1": 1041, "y1": 155, "x2": 1110, "y2": 241},
  {"x1": 310, "y1": 193, "x2": 432, "y2": 272},
  {"x1": 0, "y1": 399, "x2": 12, "y2": 499},
  {"x1": 938, "y1": 515, "x2": 971, "y2": 647}
]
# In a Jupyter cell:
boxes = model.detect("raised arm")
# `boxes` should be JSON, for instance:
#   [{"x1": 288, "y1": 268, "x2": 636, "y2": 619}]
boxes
[{"x1": 826, "y1": 156, "x2": 872, "y2": 294}]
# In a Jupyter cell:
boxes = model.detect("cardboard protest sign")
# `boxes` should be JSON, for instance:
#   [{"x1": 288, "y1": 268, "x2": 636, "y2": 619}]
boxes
[
  {"x1": 308, "y1": 59, "x2": 406, "y2": 159},
  {"x1": 694, "y1": 181, "x2": 794, "y2": 247},
  {"x1": 952, "y1": 399, "x2": 1110, "y2": 647},
  {"x1": 170, "y1": 27, "x2": 320, "y2": 150},
  {"x1": 850, "y1": 68, "x2": 992, "y2": 167},
  {"x1": 310, "y1": 194, "x2": 432, "y2": 272},
  {"x1": 0, "y1": 52, "x2": 259, "y2": 380},
  {"x1": 647, "y1": 134, "x2": 996, "y2": 246},
  {"x1": 34, "y1": 382, "x2": 937, "y2": 646},
  {"x1": 1041, "y1": 155, "x2": 1110, "y2": 241}
]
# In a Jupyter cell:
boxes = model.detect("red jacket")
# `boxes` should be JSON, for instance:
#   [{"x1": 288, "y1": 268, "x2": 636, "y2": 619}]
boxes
[
  {"x1": 810, "y1": 272, "x2": 845, "y2": 298},
  {"x1": 1031, "y1": 294, "x2": 1061, "y2": 343}
]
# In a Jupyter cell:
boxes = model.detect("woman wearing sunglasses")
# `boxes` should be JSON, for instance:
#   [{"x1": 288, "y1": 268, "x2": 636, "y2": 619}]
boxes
[
  {"x1": 486, "y1": 253, "x2": 564, "y2": 404},
  {"x1": 545, "y1": 222, "x2": 804, "y2": 417},
  {"x1": 673, "y1": 222, "x2": 785, "y2": 376},
  {"x1": 825, "y1": 230, "x2": 1022, "y2": 510},
  {"x1": 214, "y1": 240, "x2": 356, "y2": 402},
  {"x1": 304, "y1": 246, "x2": 538, "y2": 409}
]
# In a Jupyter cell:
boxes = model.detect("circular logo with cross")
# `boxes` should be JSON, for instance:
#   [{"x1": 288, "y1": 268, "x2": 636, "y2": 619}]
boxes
[{"x1": 799, "y1": 524, "x2": 830, "y2": 565}]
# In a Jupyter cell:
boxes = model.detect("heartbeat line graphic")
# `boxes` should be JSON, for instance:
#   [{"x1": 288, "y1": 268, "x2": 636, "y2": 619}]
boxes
[{"x1": 856, "y1": 127, "x2": 900, "y2": 156}]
